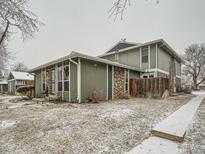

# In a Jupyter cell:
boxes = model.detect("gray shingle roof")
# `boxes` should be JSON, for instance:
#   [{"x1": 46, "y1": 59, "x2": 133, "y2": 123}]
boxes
[{"x1": 30, "y1": 51, "x2": 142, "y2": 72}]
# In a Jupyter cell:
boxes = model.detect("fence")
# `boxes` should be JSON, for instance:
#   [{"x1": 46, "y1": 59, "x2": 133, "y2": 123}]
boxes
[{"x1": 129, "y1": 78, "x2": 169, "y2": 98}]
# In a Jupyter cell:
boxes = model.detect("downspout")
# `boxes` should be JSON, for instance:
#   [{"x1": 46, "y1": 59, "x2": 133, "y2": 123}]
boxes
[{"x1": 69, "y1": 58, "x2": 81, "y2": 103}]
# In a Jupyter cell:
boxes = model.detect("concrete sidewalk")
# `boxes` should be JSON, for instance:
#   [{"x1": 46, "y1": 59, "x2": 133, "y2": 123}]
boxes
[
  {"x1": 128, "y1": 137, "x2": 179, "y2": 154},
  {"x1": 152, "y1": 94, "x2": 205, "y2": 141},
  {"x1": 127, "y1": 92, "x2": 205, "y2": 154}
]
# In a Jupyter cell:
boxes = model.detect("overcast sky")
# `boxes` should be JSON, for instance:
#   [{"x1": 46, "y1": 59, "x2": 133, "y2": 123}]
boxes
[{"x1": 10, "y1": 0, "x2": 205, "y2": 69}]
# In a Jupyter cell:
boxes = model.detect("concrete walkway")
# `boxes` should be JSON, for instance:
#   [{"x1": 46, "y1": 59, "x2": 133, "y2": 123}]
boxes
[
  {"x1": 128, "y1": 137, "x2": 179, "y2": 154},
  {"x1": 152, "y1": 94, "x2": 205, "y2": 141},
  {"x1": 127, "y1": 91, "x2": 205, "y2": 154}
]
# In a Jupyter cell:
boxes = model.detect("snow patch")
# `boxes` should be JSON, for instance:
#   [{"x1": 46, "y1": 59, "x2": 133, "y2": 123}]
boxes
[{"x1": 0, "y1": 120, "x2": 16, "y2": 129}]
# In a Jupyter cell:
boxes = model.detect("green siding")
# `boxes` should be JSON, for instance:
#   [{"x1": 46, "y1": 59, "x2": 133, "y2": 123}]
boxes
[
  {"x1": 81, "y1": 59, "x2": 107, "y2": 102},
  {"x1": 119, "y1": 48, "x2": 140, "y2": 68},
  {"x1": 35, "y1": 71, "x2": 42, "y2": 97},
  {"x1": 129, "y1": 70, "x2": 140, "y2": 79},
  {"x1": 101, "y1": 54, "x2": 115, "y2": 61},
  {"x1": 175, "y1": 60, "x2": 181, "y2": 76},
  {"x1": 157, "y1": 72, "x2": 168, "y2": 78},
  {"x1": 150, "y1": 45, "x2": 156, "y2": 68},
  {"x1": 70, "y1": 62, "x2": 77, "y2": 102},
  {"x1": 158, "y1": 47, "x2": 171, "y2": 72}
]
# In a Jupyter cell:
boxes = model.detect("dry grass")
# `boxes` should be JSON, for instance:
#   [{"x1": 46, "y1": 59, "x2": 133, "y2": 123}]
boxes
[{"x1": 0, "y1": 94, "x2": 193, "y2": 154}]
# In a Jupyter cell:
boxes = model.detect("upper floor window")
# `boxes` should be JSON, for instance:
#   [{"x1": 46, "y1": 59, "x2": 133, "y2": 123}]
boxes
[
  {"x1": 114, "y1": 53, "x2": 119, "y2": 62},
  {"x1": 142, "y1": 47, "x2": 148, "y2": 63}
]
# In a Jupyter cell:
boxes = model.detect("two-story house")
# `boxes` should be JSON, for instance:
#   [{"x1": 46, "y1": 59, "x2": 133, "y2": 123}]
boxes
[
  {"x1": 99, "y1": 39, "x2": 183, "y2": 91},
  {"x1": 30, "y1": 39, "x2": 182, "y2": 103}
]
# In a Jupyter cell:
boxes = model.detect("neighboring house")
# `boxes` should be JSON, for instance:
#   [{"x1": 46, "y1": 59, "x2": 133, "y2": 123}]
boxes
[
  {"x1": 99, "y1": 39, "x2": 183, "y2": 91},
  {"x1": 7, "y1": 71, "x2": 34, "y2": 95},
  {"x1": 30, "y1": 52, "x2": 141, "y2": 103},
  {"x1": 0, "y1": 80, "x2": 8, "y2": 94}
]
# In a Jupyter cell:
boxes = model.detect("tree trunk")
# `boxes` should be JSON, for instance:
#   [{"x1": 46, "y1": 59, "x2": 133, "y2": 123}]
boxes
[
  {"x1": 193, "y1": 77, "x2": 198, "y2": 90},
  {"x1": 0, "y1": 21, "x2": 10, "y2": 46}
]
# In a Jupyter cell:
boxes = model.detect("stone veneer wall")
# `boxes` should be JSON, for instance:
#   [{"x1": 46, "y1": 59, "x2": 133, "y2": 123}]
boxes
[{"x1": 113, "y1": 66, "x2": 125, "y2": 98}]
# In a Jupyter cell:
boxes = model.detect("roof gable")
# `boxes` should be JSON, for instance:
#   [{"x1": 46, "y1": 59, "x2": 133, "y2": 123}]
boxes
[
  {"x1": 8, "y1": 71, "x2": 34, "y2": 81},
  {"x1": 30, "y1": 51, "x2": 143, "y2": 72},
  {"x1": 100, "y1": 39, "x2": 183, "y2": 63},
  {"x1": 8, "y1": 72, "x2": 14, "y2": 80},
  {"x1": 106, "y1": 41, "x2": 139, "y2": 53}
]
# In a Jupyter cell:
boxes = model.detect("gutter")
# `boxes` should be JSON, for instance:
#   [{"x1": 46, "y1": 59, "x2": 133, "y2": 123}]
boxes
[{"x1": 69, "y1": 58, "x2": 81, "y2": 103}]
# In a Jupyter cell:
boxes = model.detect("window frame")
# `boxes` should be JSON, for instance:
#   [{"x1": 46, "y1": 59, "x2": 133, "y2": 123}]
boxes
[
  {"x1": 58, "y1": 66, "x2": 63, "y2": 91},
  {"x1": 63, "y1": 65, "x2": 69, "y2": 91},
  {"x1": 51, "y1": 69, "x2": 55, "y2": 93},
  {"x1": 42, "y1": 70, "x2": 46, "y2": 91},
  {"x1": 141, "y1": 47, "x2": 148, "y2": 63}
]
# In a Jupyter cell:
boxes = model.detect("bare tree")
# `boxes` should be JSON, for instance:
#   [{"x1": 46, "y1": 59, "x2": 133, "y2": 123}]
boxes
[
  {"x1": 0, "y1": 0, "x2": 43, "y2": 71},
  {"x1": 109, "y1": 0, "x2": 160, "y2": 20},
  {"x1": 12, "y1": 62, "x2": 28, "y2": 72},
  {"x1": 183, "y1": 43, "x2": 205, "y2": 89}
]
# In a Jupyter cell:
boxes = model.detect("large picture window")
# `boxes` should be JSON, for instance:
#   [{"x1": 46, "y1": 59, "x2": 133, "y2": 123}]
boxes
[
  {"x1": 51, "y1": 69, "x2": 55, "y2": 93},
  {"x1": 42, "y1": 70, "x2": 46, "y2": 91},
  {"x1": 58, "y1": 66, "x2": 62, "y2": 91},
  {"x1": 142, "y1": 47, "x2": 148, "y2": 63},
  {"x1": 64, "y1": 65, "x2": 69, "y2": 91}
]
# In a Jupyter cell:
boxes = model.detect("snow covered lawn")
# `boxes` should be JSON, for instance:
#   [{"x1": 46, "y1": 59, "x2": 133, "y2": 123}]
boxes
[
  {"x1": 0, "y1": 94, "x2": 193, "y2": 154},
  {"x1": 178, "y1": 97, "x2": 205, "y2": 153}
]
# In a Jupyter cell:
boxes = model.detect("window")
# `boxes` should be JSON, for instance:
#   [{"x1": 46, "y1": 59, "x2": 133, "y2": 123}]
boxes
[
  {"x1": 125, "y1": 70, "x2": 129, "y2": 93},
  {"x1": 42, "y1": 70, "x2": 46, "y2": 91},
  {"x1": 64, "y1": 65, "x2": 69, "y2": 91},
  {"x1": 142, "y1": 47, "x2": 148, "y2": 63},
  {"x1": 58, "y1": 66, "x2": 62, "y2": 91},
  {"x1": 16, "y1": 80, "x2": 25, "y2": 85},
  {"x1": 51, "y1": 69, "x2": 55, "y2": 93},
  {"x1": 115, "y1": 53, "x2": 119, "y2": 61}
]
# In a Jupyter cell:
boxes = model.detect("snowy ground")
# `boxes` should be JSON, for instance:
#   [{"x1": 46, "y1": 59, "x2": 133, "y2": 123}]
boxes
[
  {"x1": 178, "y1": 96, "x2": 205, "y2": 153},
  {"x1": 0, "y1": 94, "x2": 193, "y2": 154}
]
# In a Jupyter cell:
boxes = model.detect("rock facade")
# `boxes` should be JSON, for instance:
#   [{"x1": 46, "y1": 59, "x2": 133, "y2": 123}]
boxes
[{"x1": 113, "y1": 66, "x2": 125, "y2": 98}]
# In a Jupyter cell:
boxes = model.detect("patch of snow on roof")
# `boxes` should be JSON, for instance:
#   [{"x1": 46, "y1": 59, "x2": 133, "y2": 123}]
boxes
[{"x1": 11, "y1": 71, "x2": 34, "y2": 80}]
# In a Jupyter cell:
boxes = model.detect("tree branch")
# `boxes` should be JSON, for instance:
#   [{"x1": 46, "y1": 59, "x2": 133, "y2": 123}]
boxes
[{"x1": 0, "y1": 20, "x2": 10, "y2": 46}]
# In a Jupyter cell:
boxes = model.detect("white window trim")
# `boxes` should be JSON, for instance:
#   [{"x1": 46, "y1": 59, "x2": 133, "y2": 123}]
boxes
[
  {"x1": 112, "y1": 66, "x2": 114, "y2": 99},
  {"x1": 58, "y1": 65, "x2": 63, "y2": 92},
  {"x1": 41, "y1": 69, "x2": 46, "y2": 92},
  {"x1": 139, "y1": 48, "x2": 142, "y2": 69},
  {"x1": 144, "y1": 68, "x2": 182, "y2": 78},
  {"x1": 77, "y1": 58, "x2": 81, "y2": 103},
  {"x1": 55, "y1": 64, "x2": 58, "y2": 92},
  {"x1": 69, "y1": 61, "x2": 71, "y2": 102},
  {"x1": 63, "y1": 64, "x2": 70, "y2": 92},
  {"x1": 148, "y1": 45, "x2": 151, "y2": 69},
  {"x1": 141, "y1": 47, "x2": 149, "y2": 64},
  {"x1": 62, "y1": 62, "x2": 64, "y2": 98},
  {"x1": 141, "y1": 72, "x2": 154, "y2": 78},
  {"x1": 51, "y1": 69, "x2": 55, "y2": 93},
  {"x1": 156, "y1": 44, "x2": 158, "y2": 68},
  {"x1": 106, "y1": 64, "x2": 108, "y2": 100}
]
